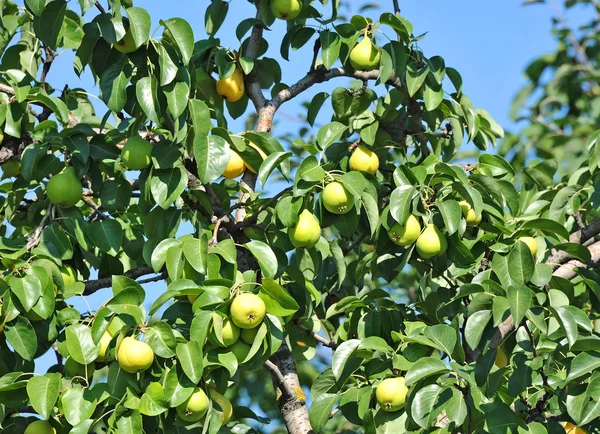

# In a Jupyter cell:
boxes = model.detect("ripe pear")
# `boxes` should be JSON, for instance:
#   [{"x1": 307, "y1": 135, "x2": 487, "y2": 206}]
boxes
[
  {"x1": 415, "y1": 224, "x2": 448, "y2": 258},
  {"x1": 46, "y1": 167, "x2": 83, "y2": 208},
  {"x1": 349, "y1": 37, "x2": 381, "y2": 71},
  {"x1": 230, "y1": 293, "x2": 266, "y2": 329},
  {"x1": 322, "y1": 181, "x2": 353, "y2": 215},
  {"x1": 376, "y1": 377, "x2": 408, "y2": 412},
  {"x1": 388, "y1": 214, "x2": 421, "y2": 246},
  {"x1": 209, "y1": 388, "x2": 233, "y2": 425},
  {"x1": 114, "y1": 28, "x2": 137, "y2": 53},
  {"x1": 223, "y1": 151, "x2": 246, "y2": 179},
  {"x1": 117, "y1": 336, "x2": 154, "y2": 373},
  {"x1": 349, "y1": 145, "x2": 379, "y2": 175},
  {"x1": 97, "y1": 330, "x2": 114, "y2": 362},
  {"x1": 121, "y1": 136, "x2": 153, "y2": 170},
  {"x1": 209, "y1": 317, "x2": 240, "y2": 347},
  {"x1": 270, "y1": 0, "x2": 302, "y2": 20},
  {"x1": 518, "y1": 236, "x2": 538, "y2": 257},
  {"x1": 460, "y1": 201, "x2": 482, "y2": 226},
  {"x1": 24, "y1": 420, "x2": 56, "y2": 434},
  {"x1": 216, "y1": 68, "x2": 245, "y2": 102},
  {"x1": 289, "y1": 209, "x2": 321, "y2": 248},
  {"x1": 177, "y1": 387, "x2": 209, "y2": 422},
  {"x1": 245, "y1": 142, "x2": 268, "y2": 174}
]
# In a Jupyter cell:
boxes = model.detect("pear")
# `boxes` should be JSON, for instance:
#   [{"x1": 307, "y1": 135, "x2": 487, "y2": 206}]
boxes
[
  {"x1": 460, "y1": 201, "x2": 482, "y2": 226},
  {"x1": 270, "y1": 0, "x2": 302, "y2": 20},
  {"x1": 518, "y1": 236, "x2": 538, "y2": 256},
  {"x1": 114, "y1": 28, "x2": 137, "y2": 53},
  {"x1": 388, "y1": 214, "x2": 421, "y2": 246},
  {"x1": 121, "y1": 136, "x2": 153, "y2": 170},
  {"x1": 349, "y1": 145, "x2": 379, "y2": 175},
  {"x1": 289, "y1": 209, "x2": 321, "y2": 248},
  {"x1": 415, "y1": 224, "x2": 447, "y2": 258},
  {"x1": 322, "y1": 181, "x2": 353, "y2": 215},
  {"x1": 46, "y1": 167, "x2": 83, "y2": 208},
  {"x1": 216, "y1": 68, "x2": 245, "y2": 102},
  {"x1": 349, "y1": 37, "x2": 381, "y2": 71}
]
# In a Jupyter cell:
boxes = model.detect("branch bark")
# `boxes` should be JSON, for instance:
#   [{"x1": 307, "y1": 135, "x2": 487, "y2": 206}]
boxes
[
  {"x1": 83, "y1": 265, "x2": 159, "y2": 296},
  {"x1": 546, "y1": 218, "x2": 600, "y2": 267}
]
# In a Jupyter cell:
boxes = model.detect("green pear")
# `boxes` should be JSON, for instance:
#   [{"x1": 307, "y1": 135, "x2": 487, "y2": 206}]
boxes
[
  {"x1": 230, "y1": 340, "x2": 252, "y2": 363},
  {"x1": 121, "y1": 136, "x2": 153, "y2": 170},
  {"x1": 322, "y1": 181, "x2": 353, "y2": 215},
  {"x1": 415, "y1": 224, "x2": 448, "y2": 258},
  {"x1": 270, "y1": 0, "x2": 302, "y2": 20},
  {"x1": 289, "y1": 209, "x2": 321, "y2": 248},
  {"x1": 349, "y1": 37, "x2": 381, "y2": 71},
  {"x1": 114, "y1": 28, "x2": 137, "y2": 53},
  {"x1": 388, "y1": 214, "x2": 421, "y2": 246},
  {"x1": 46, "y1": 167, "x2": 83, "y2": 208}
]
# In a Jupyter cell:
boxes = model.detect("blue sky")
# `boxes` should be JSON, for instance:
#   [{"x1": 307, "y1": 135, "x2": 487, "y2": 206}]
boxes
[{"x1": 27, "y1": 0, "x2": 588, "y2": 392}]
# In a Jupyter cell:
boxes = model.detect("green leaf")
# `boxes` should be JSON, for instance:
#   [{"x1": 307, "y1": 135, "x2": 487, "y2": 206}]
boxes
[
  {"x1": 150, "y1": 166, "x2": 188, "y2": 209},
  {"x1": 26, "y1": 0, "x2": 47, "y2": 16},
  {"x1": 423, "y1": 81, "x2": 444, "y2": 111},
  {"x1": 508, "y1": 241, "x2": 535, "y2": 284},
  {"x1": 87, "y1": 219, "x2": 123, "y2": 256},
  {"x1": 145, "y1": 321, "x2": 177, "y2": 358},
  {"x1": 258, "y1": 279, "x2": 300, "y2": 316},
  {"x1": 389, "y1": 185, "x2": 417, "y2": 225},
  {"x1": 245, "y1": 241, "x2": 278, "y2": 279},
  {"x1": 140, "y1": 382, "x2": 169, "y2": 416},
  {"x1": 332, "y1": 339, "x2": 361, "y2": 380},
  {"x1": 60, "y1": 385, "x2": 97, "y2": 426},
  {"x1": 307, "y1": 92, "x2": 329, "y2": 127},
  {"x1": 406, "y1": 63, "x2": 429, "y2": 97},
  {"x1": 465, "y1": 310, "x2": 491, "y2": 349},
  {"x1": 183, "y1": 235, "x2": 208, "y2": 274},
  {"x1": 423, "y1": 325, "x2": 457, "y2": 357},
  {"x1": 188, "y1": 99, "x2": 212, "y2": 134},
  {"x1": 330, "y1": 241, "x2": 346, "y2": 288},
  {"x1": 99, "y1": 61, "x2": 132, "y2": 113},
  {"x1": 411, "y1": 384, "x2": 447, "y2": 429},
  {"x1": 316, "y1": 122, "x2": 347, "y2": 150},
  {"x1": 320, "y1": 31, "x2": 341, "y2": 70},
  {"x1": 567, "y1": 352, "x2": 600, "y2": 382},
  {"x1": 552, "y1": 243, "x2": 592, "y2": 263},
  {"x1": 136, "y1": 76, "x2": 161, "y2": 124},
  {"x1": 552, "y1": 306, "x2": 578, "y2": 349},
  {"x1": 125, "y1": 7, "x2": 152, "y2": 49},
  {"x1": 437, "y1": 200, "x2": 461, "y2": 236},
  {"x1": 405, "y1": 357, "x2": 450, "y2": 387},
  {"x1": 161, "y1": 18, "x2": 194, "y2": 64},
  {"x1": 34, "y1": 0, "x2": 67, "y2": 49},
  {"x1": 258, "y1": 151, "x2": 292, "y2": 187},
  {"x1": 521, "y1": 219, "x2": 570, "y2": 241},
  {"x1": 339, "y1": 171, "x2": 366, "y2": 199},
  {"x1": 39, "y1": 222, "x2": 73, "y2": 260},
  {"x1": 204, "y1": 0, "x2": 228, "y2": 36},
  {"x1": 11, "y1": 274, "x2": 42, "y2": 312},
  {"x1": 194, "y1": 135, "x2": 229, "y2": 184},
  {"x1": 27, "y1": 373, "x2": 61, "y2": 420},
  {"x1": 361, "y1": 191, "x2": 380, "y2": 236},
  {"x1": 297, "y1": 155, "x2": 326, "y2": 182},
  {"x1": 309, "y1": 393, "x2": 339, "y2": 433},
  {"x1": 176, "y1": 341, "x2": 203, "y2": 384},
  {"x1": 5, "y1": 317, "x2": 37, "y2": 360},
  {"x1": 507, "y1": 285, "x2": 532, "y2": 327},
  {"x1": 66, "y1": 324, "x2": 100, "y2": 364}
]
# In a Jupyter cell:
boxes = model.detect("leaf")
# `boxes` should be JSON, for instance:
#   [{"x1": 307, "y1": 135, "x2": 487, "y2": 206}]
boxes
[
  {"x1": 136, "y1": 76, "x2": 161, "y2": 124},
  {"x1": 188, "y1": 99, "x2": 212, "y2": 134},
  {"x1": 27, "y1": 373, "x2": 61, "y2": 420},
  {"x1": 145, "y1": 321, "x2": 177, "y2": 358},
  {"x1": 258, "y1": 279, "x2": 300, "y2": 316},
  {"x1": 245, "y1": 241, "x2": 278, "y2": 279},
  {"x1": 139, "y1": 382, "x2": 169, "y2": 416},
  {"x1": 183, "y1": 235, "x2": 208, "y2": 274},
  {"x1": 320, "y1": 31, "x2": 341, "y2": 70},
  {"x1": 60, "y1": 386, "x2": 97, "y2": 426},
  {"x1": 423, "y1": 81, "x2": 444, "y2": 111},
  {"x1": 194, "y1": 135, "x2": 229, "y2": 184},
  {"x1": 125, "y1": 7, "x2": 152, "y2": 48},
  {"x1": 423, "y1": 325, "x2": 457, "y2": 357},
  {"x1": 5, "y1": 317, "x2": 37, "y2": 360},
  {"x1": 389, "y1": 185, "x2": 417, "y2": 225},
  {"x1": 34, "y1": 0, "x2": 67, "y2": 49},
  {"x1": 567, "y1": 352, "x2": 600, "y2": 382},
  {"x1": 11, "y1": 274, "x2": 42, "y2": 312},
  {"x1": 297, "y1": 155, "x2": 325, "y2": 182},
  {"x1": 25, "y1": 0, "x2": 46, "y2": 16},
  {"x1": 87, "y1": 219, "x2": 123, "y2": 256},
  {"x1": 309, "y1": 393, "x2": 339, "y2": 433},
  {"x1": 405, "y1": 357, "x2": 450, "y2": 386},
  {"x1": 258, "y1": 151, "x2": 292, "y2": 187},
  {"x1": 316, "y1": 122, "x2": 347, "y2": 150},
  {"x1": 361, "y1": 191, "x2": 380, "y2": 236},
  {"x1": 411, "y1": 384, "x2": 448, "y2": 429},
  {"x1": 161, "y1": 18, "x2": 194, "y2": 64},
  {"x1": 176, "y1": 341, "x2": 203, "y2": 384},
  {"x1": 66, "y1": 324, "x2": 100, "y2": 364},
  {"x1": 307, "y1": 92, "x2": 329, "y2": 127},
  {"x1": 332, "y1": 339, "x2": 361, "y2": 380},
  {"x1": 204, "y1": 0, "x2": 228, "y2": 36},
  {"x1": 330, "y1": 241, "x2": 346, "y2": 288},
  {"x1": 437, "y1": 200, "x2": 461, "y2": 236},
  {"x1": 99, "y1": 61, "x2": 132, "y2": 113},
  {"x1": 150, "y1": 166, "x2": 188, "y2": 209},
  {"x1": 552, "y1": 306, "x2": 578, "y2": 349},
  {"x1": 509, "y1": 241, "x2": 535, "y2": 284},
  {"x1": 465, "y1": 310, "x2": 491, "y2": 349},
  {"x1": 507, "y1": 285, "x2": 532, "y2": 327},
  {"x1": 552, "y1": 243, "x2": 592, "y2": 263},
  {"x1": 406, "y1": 63, "x2": 429, "y2": 97},
  {"x1": 521, "y1": 218, "x2": 570, "y2": 241}
]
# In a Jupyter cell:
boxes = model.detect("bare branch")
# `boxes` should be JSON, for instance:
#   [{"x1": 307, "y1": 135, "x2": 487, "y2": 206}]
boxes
[
  {"x1": 83, "y1": 265, "x2": 159, "y2": 296},
  {"x1": 546, "y1": 218, "x2": 600, "y2": 266},
  {"x1": 392, "y1": 0, "x2": 401, "y2": 14},
  {"x1": 40, "y1": 45, "x2": 57, "y2": 88},
  {"x1": 552, "y1": 240, "x2": 600, "y2": 280},
  {"x1": 25, "y1": 204, "x2": 53, "y2": 250},
  {"x1": 95, "y1": 1, "x2": 107, "y2": 14},
  {"x1": 296, "y1": 322, "x2": 338, "y2": 349},
  {"x1": 264, "y1": 360, "x2": 298, "y2": 401}
]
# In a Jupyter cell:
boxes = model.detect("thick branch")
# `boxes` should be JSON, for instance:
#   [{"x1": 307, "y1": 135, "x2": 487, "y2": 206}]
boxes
[
  {"x1": 83, "y1": 265, "x2": 159, "y2": 296},
  {"x1": 546, "y1": 218, "x2": 600, "y2": 266},
  {"x1": 243, "y1": 0, "x2": 266, "y2": 112}
]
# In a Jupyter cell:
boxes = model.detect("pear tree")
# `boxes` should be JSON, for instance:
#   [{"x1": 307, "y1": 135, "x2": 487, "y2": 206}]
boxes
[{"x1": 2, "y1": 0, "x2": 600, "y2": 434}]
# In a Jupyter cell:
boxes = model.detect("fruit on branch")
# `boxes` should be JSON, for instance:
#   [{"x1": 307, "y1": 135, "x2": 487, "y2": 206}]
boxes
[
  {"x1": 518, "y1": 236, "x2": 538, "y2": 257},
  {"x1": 230, "y1": 293, "x2": 266, "y2": 329},
  {"x1": 270, "y1": 0, "x2": 302, "y2": 20},
  {"x1": 46, "y1": 167, "x2": 83, "y2": 208},
  {"x1": 24, "y1": 420, "x2": 56, "y2": 434},
  {"x1": 230, "y1": 340, "x2": 251, "y2": 362},
  {"x1": 117, "y1": 336, "x2": 154, "y2": 373},
  {"x1": 376, "y1": 377, "x2": 408, "y2": 412},
  {"x1": 114, "y1": 26, "x2": 138, "y2": 53},
  {"x1": 240, "y1": 326, "x2": 260, "y2": 344},
  {"x1": 245, "y1": 142, "x2": 268, "y2": 174},
  {"x1": 2, "y1": 158, "x2": 20, "y2": 178},
  {"x1": 59, "y1": 265, "x2": 76, "y2": 285},
  {"x1": 223, "y1": 150, "x2": 246, "y2": 178},
  {"x1": 64, "y1": 356, "x2": 95, "y2": 380},
  {"x1": 388, "y1": 214, "x2": 422, "y2": 246},
  {"x1": 289, "y1": 209, "x2": 321, "y2": 248},
  {"x1": 495, "y1": 347, "x2": 508, "y2": 368},
  {"x1": 415, "y1": 224, "x2": 448, "y2": 258},
  {"x1": 121, "y1": 136, "x2": 153, "y2": 170},
  {"x1": 209, "y1": 388, "x2": 233, "y2": 425},
  {"x1": 349, "y1": 145, "x2": 379, "y2": 175},
  {"x1": 209, "y1": 317, "x2": 240, "y2": 347},
  {"x1": 177, "y1": 387, "x2": 209, "y2": 422},
  {"x1": 564, "y1": 423, "x2": 585, "y2": 434},
  {"x1": 322, "y1": 181, "x2": 353, "y2": 215},
  {"x1": 216, "y1": 68, "x2": 245, "y2": 102},
  {"x1": 97, "y1": 330, "x2": 114, "y2": 362},
  {"x1": 349, "y1": 37, "x2": 381, "y2": 71},
  {"x1": 460, "y1": 201, "x2": 482, "y2": 226}
]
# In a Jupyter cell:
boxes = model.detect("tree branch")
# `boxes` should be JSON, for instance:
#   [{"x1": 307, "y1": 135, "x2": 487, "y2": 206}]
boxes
[
  {"x1": 25, "y1": 204, "x2": 53, "y2": 250},
  {"x1": 83, "y1": 265, "x2": 159, "y2": 296},
  {"x1": 95, "y1": 1, "x2": 107, "y2": 14},
  {"x1": 243, "y1": 1, "x2": 267, "y2": 112},
  {"x1": 296, "y1": 321, "x2": 338, "y2": 349},
  {"x1": 546, "y1": 218, "x2": 600, "y2": 267},
  {"x1": 392, "y1": 0, "x2": 401, "y2": 14}
]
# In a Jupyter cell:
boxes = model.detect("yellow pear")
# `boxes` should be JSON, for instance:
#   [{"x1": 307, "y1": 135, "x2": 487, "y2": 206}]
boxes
[
  {"x1": 270, "y1": 0, "x2": 302, "y2": 20},
  {"x1": 209, "y1": 317, "x2": 240, "y2": 347},
  {"x1": 216, "y1": 68, "x2": 245, "y2": 102},
  {"x1": 177, "y1": 387, "x2": 209, "y2": 422},
  {"x1": 349, "y1": 145, "x2": 379, "y2": 175},
  {"x1": 46, "y1": 167, "x2": 83, "y2": 208},
  {"x1": 289, "y1": 209, "x2": 321, "y2": 248},
  {"x1": 495, "y1": 347, "x2": 508, "y2": 368},
  {"x1": 121, "y1": 136, "x2": 153, "y2": 170},
  {"x1": 460, "y1": 201, "x2": 482, "y2": 226},
  {"x1": 209, "y1": 388, "x2": 233, "y2": 425},
  {"x1": 24, "y1": 420, "x2": 56, "y2": 434},
  {"x1": 349, "y1": 37, "x2": 381, "y2": 71},
  {"x1": 518, "y1": 236, "x2": 538, "y2": 257},
  {"x1": 322, "y1": 181, "x2": 353, "y2": 215},
  {"x1": 117, "y1": 336, "x2": 154, "y2": 373},
  {"x1": 97, "y1": 330, "x2": 114, "y2": 362},
  {"x1": 376, "y1": 377, "x2": 408, "y2": 412},
  {"x1": 223, "y1": 151, "x2": 246, "y2": 178},
  {"x1": 415, "y1": 224, "x2": 448, "y2": 258},
  {"x1": 388, "y1": 214, "x2": 421, "y2": 246},
  {"x1": 230, "y1": 293, "x2": 266, "y2": 329},
  {"x1": 564, "y1": 423, "x2": 585, "y2": 434}
]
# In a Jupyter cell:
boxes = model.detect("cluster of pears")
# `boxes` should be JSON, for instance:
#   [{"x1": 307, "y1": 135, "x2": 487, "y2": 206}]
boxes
[
  {"x1": 375, "y1": 377, "x2": 408, "y2": 412},
  {"x1": 46, "y1": 167, "x2": 83, "y2": 208}
]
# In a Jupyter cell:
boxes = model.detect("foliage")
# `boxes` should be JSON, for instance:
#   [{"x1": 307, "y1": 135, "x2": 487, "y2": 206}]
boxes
[{"x1": 0, "y1": 0, "x2": 599, "y2": 434}]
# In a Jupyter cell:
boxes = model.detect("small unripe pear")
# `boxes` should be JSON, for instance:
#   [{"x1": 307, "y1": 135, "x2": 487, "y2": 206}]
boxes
[
  {"x1": 46, "y1": 167, "x2": 83, "y2": 208},
  {"x1": 349, "y1": 37, "x2": 381, "y2": 71},
  {"x1": 289, "y1": 209, "x2": 321, "y2": 248},
  {"x1": 270, "y1": 0, "x2": 302, "y2": 20},
  {"x1": 415, "y1": 224, "x2": 448, "y2": 258}
]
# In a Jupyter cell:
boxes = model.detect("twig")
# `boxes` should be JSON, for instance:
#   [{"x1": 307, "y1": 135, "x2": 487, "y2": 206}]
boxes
[
  {"x1": 83, "y1": 265, "x2": 157, "y2": 296},
  {"x1": 211, "y1": 215, "x2": 231, "y2": 245},
  {"x1": 40, "y1": 45, "x2": 57, "y2": 88},
  {"x1": 309, "y1": 39, "x2": 322, "y2": 73},
  {"x1": 82, "y1": 196, "x2": 108, "y2": 220},
  {"x1": 342, "y1": 233, "x2": 367, "y2": 255},
  {"x1": 392, "y1": 0, "x2": 400, "y2": 14},
  {"x1": 25, "y1": 204, "x2": 53, "y2": 250},
  {"x1": 137, "y1": 272, "x2": 168, "y2": 285},
  {"x1": 296, "y1": 322, "x2": 338, "y2": 349},
  {"x1": 95, "y1": 1, "x2": 107, "y2": 14},
  {"x1": 330, "y1": 407, "x2": 341, "y2": 419},
  {"x1": 264, "y1": 360, "x2": 297, "y2": 401}
]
